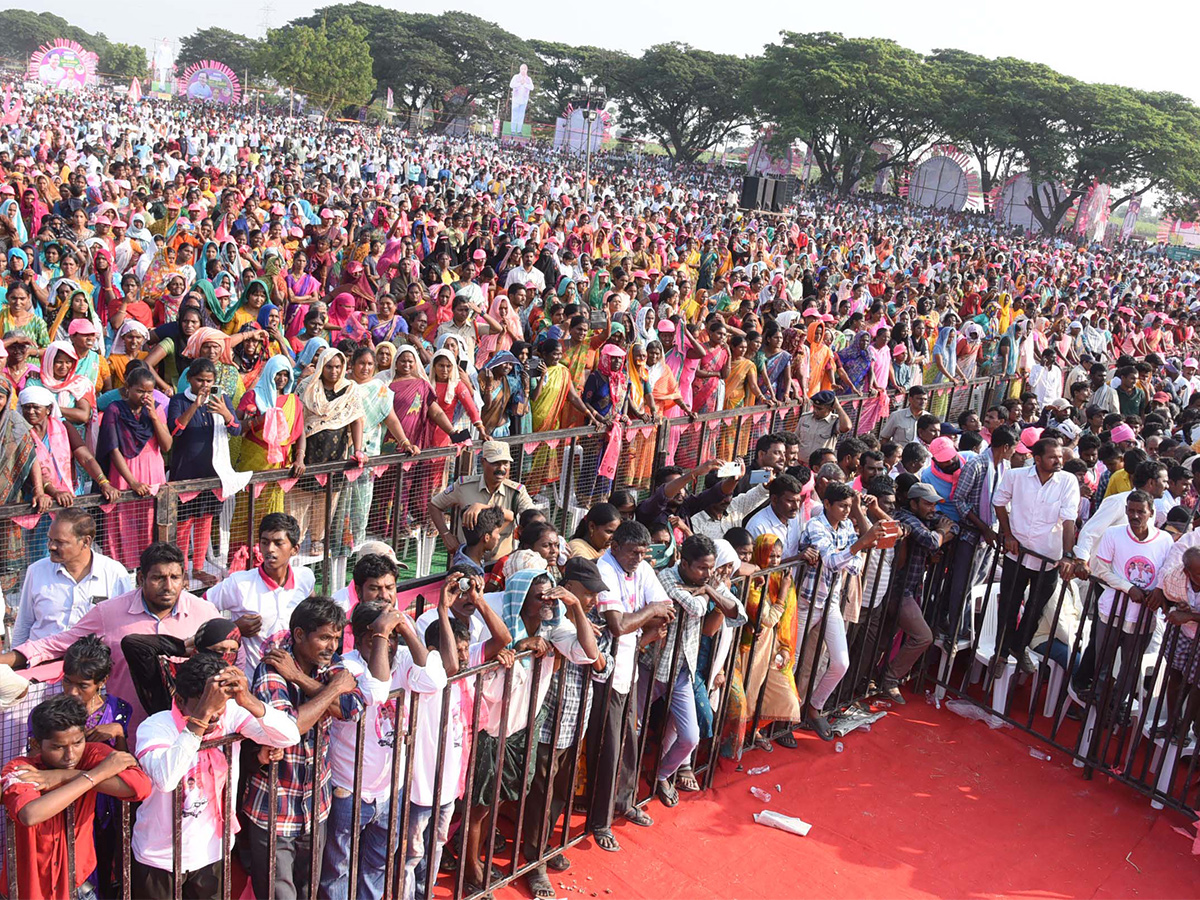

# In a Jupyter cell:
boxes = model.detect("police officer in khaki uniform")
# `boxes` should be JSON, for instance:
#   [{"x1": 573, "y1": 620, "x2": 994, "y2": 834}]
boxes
[
  {"x1": 429, "y1": 440, "x2": 535, "y2": 562},
  {"x1": 795, "y1": 390, "x2": 852, "y2": 464}
]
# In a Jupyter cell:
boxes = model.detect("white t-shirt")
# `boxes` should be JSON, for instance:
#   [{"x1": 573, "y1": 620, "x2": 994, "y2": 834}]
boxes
[
  {"x1": 595, "y1": 551, "x2": 669, "y2": 694},
  {"x1": 206, "y1": 565, "x2": 316, "y2": 675},
  {"x1": 132, "y1": 701, "x2": 299, "y2": 871},
  {"x1": 408, "y1": 645, "x2": 483, "y2": 808},
  {"x1": 1095, "y1": 524, "x2": 1173, "y2": 628}
]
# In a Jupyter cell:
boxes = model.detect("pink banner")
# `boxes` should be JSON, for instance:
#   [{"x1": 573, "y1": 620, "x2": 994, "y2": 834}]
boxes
[
  {"x1": 344, "y1": 467, "x2": 365, "y2": 483},
  {"x1": 314, "y1": 474, "x2": 328, "y2": 487},
  {"x1": 277, "y1": 477, "x2": 298, "y2": 493},
  {"x1": 598, "y1": 422, "x2": 624, "y2": 482}
]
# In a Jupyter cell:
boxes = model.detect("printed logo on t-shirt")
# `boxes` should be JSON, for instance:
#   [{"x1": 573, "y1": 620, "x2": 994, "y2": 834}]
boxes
[{"x1": 1124, "y1": 556, "x2": 1157, "y2": 590}]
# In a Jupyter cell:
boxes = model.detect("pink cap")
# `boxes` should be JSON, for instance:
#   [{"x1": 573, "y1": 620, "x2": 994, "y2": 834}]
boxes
[
  {"x1": 1110, "y1": 423, "x2": 1136, "y2": 443},
  {"x1": 1016, "y1": 426, "x2": 1043, "y2": 454},
  {"x1": 472, "y1": 249, "x2": 487, "y2": 261},
  {"x1": 892, "y1": 344, "x2": 907, "y2": 358},
  {"x1": 1185, "y1": 358, "x2": 1198, "y2": 368},
  {"x1": 67, "y1": 318, "x2": 98, "y2": 336},
  {"x1": 930, "y1": 436, "x2": 959, "y2": 464},
  {"x1": 215, "y1": 287, "x2": 231, "y2": 298},
  {"x1": 319, "y1": 209, "x2": 334, "y2": 219}
]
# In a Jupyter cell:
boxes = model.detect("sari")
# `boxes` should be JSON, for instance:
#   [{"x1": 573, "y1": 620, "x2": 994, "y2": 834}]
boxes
[
  {"x1": 0, "y1": 405, "x2": 37, "y2": 592},
  {"x1": 806, "y1": 322, "x2": 834, "y2": 396},
  {"x1": 837, "y1": 335, "x2": 871, "y2": 393},
  {"x1": 692, "y1": 341, "x2": 728, "y2": 414},
  {"x1": 718, "y1": 356, "x2": 757, "y2": 461},
  {"x1": 231, "y1": 356, "x2": 304, "y2": 566},
  {"x1": 727, "y1": 535, "x2": 800, "y2": 753},
  {"x1": 529, "y1": 364, "x2": 572, "y2": 492},
  {"x1": 857, "y1": 343, "x2": 893, "y2": 435},
  {"x1": 96, "y1": 399, "x2": 165, "y2": 569},
  {"x1": 331, "y1": 378, "x2": 394, "y2": 558},
  {"x1": 621, "y1": 345, "x2": 655, "y2": 491},
  {"x1": 559, "y1": 340, "x2": 593, "y2": 428},
  {"x1": 475, "y1": 293, "x2": 521, "y2": 367}
]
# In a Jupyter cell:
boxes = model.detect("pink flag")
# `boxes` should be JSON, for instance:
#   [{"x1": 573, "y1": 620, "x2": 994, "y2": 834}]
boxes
[
  {"x1": 386, "y1": 87, "x2": 394, "y2": 109},
  {"x1": 127, "y1": 78, "x2": 142, "y2": 103}
]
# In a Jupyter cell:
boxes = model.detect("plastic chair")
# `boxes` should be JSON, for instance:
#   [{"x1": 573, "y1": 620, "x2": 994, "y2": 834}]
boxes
[
  {"x1": 931, "y1": 582, "x2": 982, "y2": 702},
  {"x1": 972, "y1": 582, "x2": 1016, "y2": 711}
]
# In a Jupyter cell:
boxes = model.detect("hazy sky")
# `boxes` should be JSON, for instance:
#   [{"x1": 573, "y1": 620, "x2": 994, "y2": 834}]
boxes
[{"x1": 22, "y1": 0, "x2": 1200, "y2": 102}]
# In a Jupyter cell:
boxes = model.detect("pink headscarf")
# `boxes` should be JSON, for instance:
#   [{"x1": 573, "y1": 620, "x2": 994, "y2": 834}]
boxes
[{"x1": 475, "y1": 290, "x2": 521, "y2": 366}]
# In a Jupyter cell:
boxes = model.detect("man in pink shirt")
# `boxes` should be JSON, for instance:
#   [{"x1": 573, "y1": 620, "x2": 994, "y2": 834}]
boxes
[{"x1": 0, "y1": 542, "x2": 220, "y2": 752}]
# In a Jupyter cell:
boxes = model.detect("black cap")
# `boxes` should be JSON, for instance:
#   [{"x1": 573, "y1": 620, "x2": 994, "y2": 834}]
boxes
[
  {"x1": 561, "y1": 557, "x2": 607, "y2": 593},
  {"x1": 812, "y1": 390, "x2": 836, "y2": 406}
]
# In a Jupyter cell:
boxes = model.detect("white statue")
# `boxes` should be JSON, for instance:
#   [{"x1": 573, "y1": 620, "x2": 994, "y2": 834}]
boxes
[{"x1": 509, "y1": 63, "x2": 533, "y2": 135}]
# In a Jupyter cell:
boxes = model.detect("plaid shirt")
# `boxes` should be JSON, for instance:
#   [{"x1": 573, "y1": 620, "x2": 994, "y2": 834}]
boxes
[
  {"x1": 243, "y1": 638, "x2": 366, "y2": 837},
  {"x1": 953, "y1": 449, "x2": 1008, "y2": 542},
  {"x1": 651, "y1": 565, "x2": 713, "y2": 683},
  {"x1": 798, "y1": 513, "x2": 863, "y2": 610},
  {"x1": 893, "y1": 509, "x2": 944, "y2": 601},
  {"x1": 538, "y1": 608, "x2": 613, "y2": 749}
]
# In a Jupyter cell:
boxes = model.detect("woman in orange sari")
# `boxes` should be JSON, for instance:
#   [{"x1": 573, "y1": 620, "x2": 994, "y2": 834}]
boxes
[
  {"x1": 805, "y1": 320, "x2": 837, "y2": 397},
  {"x1": 718, "y1": 334, "x2": 765, "y2": 460},
  {"x1": 728, "y1": 534, "x2": 800, "y2": 753},
  {"x1": 621, "y1": 342, "x2": 656, "y2": 491},
  {"x1": 645, "y1": 338, "x2": 691, "y2": 466}
]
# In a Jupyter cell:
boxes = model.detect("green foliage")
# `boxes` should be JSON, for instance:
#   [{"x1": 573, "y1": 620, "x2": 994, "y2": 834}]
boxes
[
  {"x1": 606, "y1": 43, "x2": 752, "y2": 164},
  {"x1": 176, "y1": 27, "x2": 265, "y2": 78},
  {"x1": 100, "y1": 43, "x2": 146, "y2": 79},
  {"x1": 264, "y1": 16, "x2": 376, "y2": 110},
  {"x1": 750, "y1": 33, "x2": 940, "y2": 195}
]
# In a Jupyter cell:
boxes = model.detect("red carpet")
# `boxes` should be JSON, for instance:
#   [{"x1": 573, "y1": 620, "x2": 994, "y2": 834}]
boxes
[{"x1": 479, "y1": 699, "x2": 1200, "y2": 900}]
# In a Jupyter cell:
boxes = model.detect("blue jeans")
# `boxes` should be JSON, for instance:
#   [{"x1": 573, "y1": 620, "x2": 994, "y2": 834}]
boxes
[
  {"x1": 639, "y1": 663, "x2": 700, "y2": 779},
  {"x1": 318, "y1": 790, "x2": 401, "y2": 900},
  {"x1": 404, "y1": 802, "x2": 454, "y2": 900}
]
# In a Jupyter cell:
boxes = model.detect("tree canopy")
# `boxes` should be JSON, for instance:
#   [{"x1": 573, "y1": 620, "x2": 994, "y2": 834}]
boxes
[
  {"x1": 264, "y1": 16, "x2": 376, "y2": 112},
  {"x1": 176, "y1": 27, "x2": 265, "y2": 79}
]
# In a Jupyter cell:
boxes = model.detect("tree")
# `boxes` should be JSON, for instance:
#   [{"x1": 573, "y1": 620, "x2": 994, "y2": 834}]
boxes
[
  {"x1": 526, "y1": 41, "x2": 623, "y2": 123},
  {"x1": 606, "y1": 43, "x2": 752, "y2": 164},
  {"x1": 751, "y1": 33, "x2": 941, "y2": 195},
  {"x1": 100, "y1": 43, "x2": 147, "y2": 79},
  {"x1": 1015, "y1": 80, "x2": 1200, "y2": 233},
  {"x1": 176, "y1": 27, "x2": 265, "y2": 78},
  {"x1": 264, "y1": 16, "x2": 375, "y2": 111},
  {"x1": 927, "y1": 51, "x2": 1067, "y2": 211}
]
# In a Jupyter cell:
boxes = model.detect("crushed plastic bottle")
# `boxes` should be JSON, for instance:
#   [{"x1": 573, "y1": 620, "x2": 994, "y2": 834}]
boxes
[
  {"x1": 1028, "y1": 747, "x2": 1051, "y2": 761},
  {"x1": 861, "y1": 724, "x2": 872, "y2": 732},
  {"x1": 774, "y1": 784, "x2": 782, "y2": 793},
  {"x1": 750, "y1": 786, "x2": 772, "y2": 802},
  {"x1": 835, "y1": 741, "x2": 844, "y2": 753},
  {"x1": 924, "y1": 690, "x2": 941, "y2": 709},
  {"x1": 878, "y1": 700, "x2": 892, "y2": 709},
  {"x1": 746, "y1": 765, "x2": 771, "y2": 776}
]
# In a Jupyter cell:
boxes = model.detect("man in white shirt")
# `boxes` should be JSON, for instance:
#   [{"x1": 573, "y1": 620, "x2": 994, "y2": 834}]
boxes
[
  {"x1": 405, "y1": 585, "x2": 512, "y2": 900},
  {"x1": 1175, "y1": 358, "x2": 1200, "y2": 406},
  {"x1": 319, "y1": 600, "x2": 446, "y2": 900},
  {"x1": 590, "y1": 522, "x2": 675, "y2": 841},
  {"x1": 1089, "y1": 491, "x2": 1173, "y2": 711},
  {"x1": 205, "y1": 513, "x2": 315, "y2": 675},
  {"x1": 12, "y1": 508, "x2": 132, "y2": 645},
  {"x1": 993, "y1": 435, "x2": 1080, "y2": 664},
  {"x1": 503, "y1": 245, "x2": 546, "y2": 293},
  {"x1": 132, "y1": 655, "x2": 299, "y2": 897},
  {"x1": 746, "y1": 474, "x2": 805, "y2": 558}
]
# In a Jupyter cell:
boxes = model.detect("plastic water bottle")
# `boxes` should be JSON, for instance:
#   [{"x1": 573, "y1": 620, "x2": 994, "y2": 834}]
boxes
[
  {"x1": 747, "y1": 765, "x2": 771, "y2": 776},
  {"x1": 750, "y1": 786, "x2": 772, "y2": 802},
  {"x1": 1028, "y1": 747, "x2": 1051, "y2": 761},
  {"x1": 835, "y1": 741, "x2": 844, "y2": 753}
]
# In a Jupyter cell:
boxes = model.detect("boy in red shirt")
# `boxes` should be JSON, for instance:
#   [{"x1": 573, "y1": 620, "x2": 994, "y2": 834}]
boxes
[{"x1": 2, "y1": 694, "x2": 151, "y2": 900}]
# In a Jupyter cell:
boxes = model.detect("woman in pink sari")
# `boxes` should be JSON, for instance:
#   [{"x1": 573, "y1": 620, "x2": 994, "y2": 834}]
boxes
[
  {"x1": 95, "y1": 367, "x2": 172, "y2": 568},
  {"x1": 475, "y1": 290, "x2": 523, "y2": 368},
  {"x1": 857, "y1": 328, "x2": 895, "y2": 435},
  {"x1": 692, "y1": 319, "x2": 730, "y2": 414}
]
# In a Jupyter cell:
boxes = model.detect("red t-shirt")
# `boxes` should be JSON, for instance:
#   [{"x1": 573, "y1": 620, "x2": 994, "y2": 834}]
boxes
[{"x1": 2, "y1": 743, "x2": 152, "y2": 900}]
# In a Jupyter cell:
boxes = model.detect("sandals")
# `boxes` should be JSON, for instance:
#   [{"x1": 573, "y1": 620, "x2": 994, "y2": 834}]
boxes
[
  {"x1": 594, "y1": 830, "x2": 621, "y2": 852},
  {"x1": 656, "y1": 778, "x2": 679, "y2": 807},
  {"x1": 805, "y1": 713, "x2": 835, "y2": 742},
  {"x1": 776, "y1": 731, "x2": 798, "y2": 749},
  {"x1": 753, "y1": 734, "x2": 774, "y2": 752},
  {"x1": 676, "y1": 768, "x2": 701, "y2": 792},
  {"x1": 545, "y1": 853, "x2": 571, "y2": 872},
  {"x1": 623, "y1": 807, "x2": 654, "y2": 827},
  {"x1": 526, "y1": 870, "x2": 556, "y2": 900}
]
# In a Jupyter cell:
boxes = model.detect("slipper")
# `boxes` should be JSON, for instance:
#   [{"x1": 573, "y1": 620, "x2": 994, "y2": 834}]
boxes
[
  {"x1": 545, "y1": 853, "x2": 571, "y2": 872},
  {"x1": 657, "y1": 778, "x2": 679, "y2": 807},
  {"x1": 526, "y1": 870, "x2": 555, "y2": 900},
  {"x1": 776, "y1": 731, "x2": 798, "y2": 749},
  {"x1": 623, "y1": 806, "x2": 654, "y2": 827},
  {"x1": 594, "y1": 830, "x2": 621, "y2": 852},
  {"x1": 676, "y1": 769, "x2": 701, "y2": 792},
  {"x1": 754, "y1": 735, "x2": 774, "y2": 752}
]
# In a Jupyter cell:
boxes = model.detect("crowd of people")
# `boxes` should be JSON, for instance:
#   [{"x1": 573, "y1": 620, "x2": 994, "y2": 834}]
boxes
[{"x1": 0, "y1": 82, "x2": 1198, "y2": 900}]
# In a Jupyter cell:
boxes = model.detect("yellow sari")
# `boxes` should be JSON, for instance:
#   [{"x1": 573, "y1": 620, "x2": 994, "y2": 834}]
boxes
[
  {"x1": 719, "y1": 357, "x2": 757, "y2": 460},
  {"x1": 529, "y1": 364, "x2": 571, "y2": 493},
  {"x1": 621, "y1": 357, "x2": 655, "y2": 491}
]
